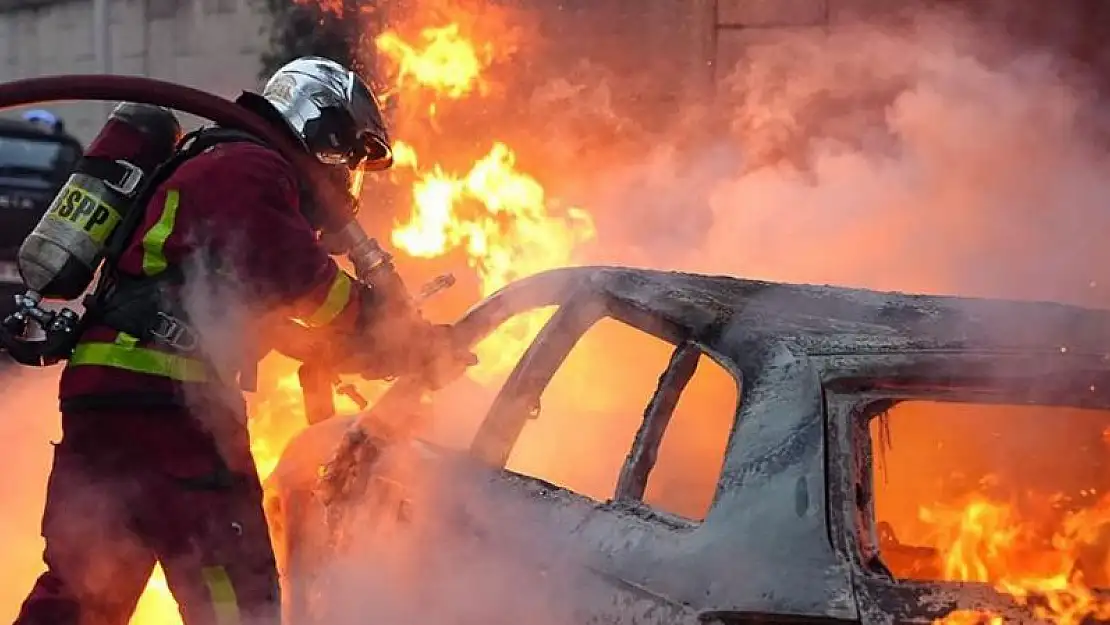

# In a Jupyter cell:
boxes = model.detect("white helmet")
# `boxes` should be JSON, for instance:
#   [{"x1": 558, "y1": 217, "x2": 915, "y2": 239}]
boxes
[{"x1": 261, "y1": 56, "x2": 392, "y2": 171}]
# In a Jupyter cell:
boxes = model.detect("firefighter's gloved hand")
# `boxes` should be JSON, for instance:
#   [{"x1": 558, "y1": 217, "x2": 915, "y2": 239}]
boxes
[
  {"x1": 401, "y1": 322, "x2": 478, "y2": 390},
  {"x1": 350, "y1": 310, "x2": 477, "y2": 388}
]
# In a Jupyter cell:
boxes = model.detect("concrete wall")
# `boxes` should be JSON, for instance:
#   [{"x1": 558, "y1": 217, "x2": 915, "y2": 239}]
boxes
[
  {"x1": 504, "y1": 0, "x2": 878, "y2": 129},
  {"x1": 519, "y1": 0, "x2": 718, "y2": 111},
  {"x1": 0, "y1": 0, "x2": 271, "y2": 143},
  {"x1": 712, "y1": 0, "x2": 900, "y2": 82},
  {"x1": 0, "y1": 0, "x2": 906, "y2": 144}
]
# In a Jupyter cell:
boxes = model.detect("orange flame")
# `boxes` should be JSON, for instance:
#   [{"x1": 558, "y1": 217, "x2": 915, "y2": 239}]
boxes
[
  {"x1": 375, "y1": 24, "x2": 493, "y2": 113},
  {"x1": 936, "y1": 610, "x2": 1004, "y2": 625},
  {"x1": 926, "y1": 485, "x2": 1110, "y2": 624},
  {"x1": 380, "y1": 24, "x2": 595, "y2": 381},
  {"x1": 390, "y1": 141, "x2": 595, "y2": 292}
]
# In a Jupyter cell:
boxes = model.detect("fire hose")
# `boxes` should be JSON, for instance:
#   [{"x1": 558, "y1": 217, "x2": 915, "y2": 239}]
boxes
[{"x1": 0, "y1": 74, "x2": 458, "y2": 421}]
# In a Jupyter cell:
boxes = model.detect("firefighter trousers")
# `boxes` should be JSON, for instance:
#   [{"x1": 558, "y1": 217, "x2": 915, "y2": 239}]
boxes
[{"x1": 13, "y1": 405, "x2": 281, "y2": 625}]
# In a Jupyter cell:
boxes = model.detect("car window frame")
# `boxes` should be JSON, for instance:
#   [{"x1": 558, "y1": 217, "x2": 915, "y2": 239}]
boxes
[
  {"x1": 822, "y1": 351, "x2": 1110, "y2": 623},
  {"x1": 467, "y1": 286, "x2": 740, "y2": 521}
]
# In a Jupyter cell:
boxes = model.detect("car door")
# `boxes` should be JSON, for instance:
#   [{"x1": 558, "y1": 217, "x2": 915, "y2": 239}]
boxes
[
  {"x1": 300, "y1": 277, "x2": 739, "y2": 623},
  {"x1": 457, "y1": 289, "x2": 742, "y2": 624}
]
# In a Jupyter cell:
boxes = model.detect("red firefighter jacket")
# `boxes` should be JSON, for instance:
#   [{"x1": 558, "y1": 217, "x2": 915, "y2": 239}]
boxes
[{"x1": 59, "y1": 123, "x2": 364, "y2": 408}]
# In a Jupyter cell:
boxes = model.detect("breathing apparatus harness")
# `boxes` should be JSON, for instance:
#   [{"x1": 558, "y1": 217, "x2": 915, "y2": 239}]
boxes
[
  {"x1": 1, "y1": 126, "x2": 273, "y2": 370},
  {"x1": 83, "y1": 127, "x2": 270, "y2": 356},
  {"x1": 0, "y1": 76, "x2": 321, "y2": 368},
  {"x1": 5, "y1": 123, "x2": 445, "y2": 383}
]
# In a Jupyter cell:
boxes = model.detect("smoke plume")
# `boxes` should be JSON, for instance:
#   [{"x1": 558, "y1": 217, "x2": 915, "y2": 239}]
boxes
[{"x1": 572, "y1": 7, "x2": 1110, "y2": 307}]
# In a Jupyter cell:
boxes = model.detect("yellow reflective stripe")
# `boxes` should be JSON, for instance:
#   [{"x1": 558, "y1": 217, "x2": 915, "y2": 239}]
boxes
[
  {"x1": 201, "y1": 566, "x2": 242, "y2": 625},
  {"x1": 302, "y1": 270, "x2": 352, "y2": 327},
  {"x1": 70, "y1": 342, "x2": 208, "y2": 382},
  {"x1": 141, "y1": 189, "x2": 181, "y2": 276}
]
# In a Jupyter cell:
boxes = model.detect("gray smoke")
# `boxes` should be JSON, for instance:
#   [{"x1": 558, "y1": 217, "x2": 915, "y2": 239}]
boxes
[{"x1": 566, "y1": 9, "x2": 1110, "y2": 309}]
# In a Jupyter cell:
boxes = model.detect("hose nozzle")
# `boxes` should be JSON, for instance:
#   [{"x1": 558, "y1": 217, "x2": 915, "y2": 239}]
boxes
[{"x1": 334, "y1": 221, "x2": 391, "y2": 282}]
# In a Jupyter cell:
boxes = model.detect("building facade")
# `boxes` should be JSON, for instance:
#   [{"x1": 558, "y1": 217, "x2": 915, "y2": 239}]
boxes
[
  {"x1": 4, "y1": 0, "x2": 1104, "y2": 145},
  {"x1": 0, "y1": 0, "x2": 270, "y2": 142}
]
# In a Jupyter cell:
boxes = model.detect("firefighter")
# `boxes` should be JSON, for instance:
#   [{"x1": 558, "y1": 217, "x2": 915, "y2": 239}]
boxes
[{"x1": 13, "y1": 57, "x2": 468, "y2": 625}]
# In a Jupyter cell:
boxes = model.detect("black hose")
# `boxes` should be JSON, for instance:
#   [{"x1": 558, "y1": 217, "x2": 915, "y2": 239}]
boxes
[{"x1": 0, "y1": 329, "x2": 42, "y2": 365}]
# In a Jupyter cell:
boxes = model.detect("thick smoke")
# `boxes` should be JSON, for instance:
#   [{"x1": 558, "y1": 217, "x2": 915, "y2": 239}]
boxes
[
  {"x1": 550, "y1": 7, "x2": 1110, "y2": 591},
  {"x1": 279, "y1": 444, "x2": 595, "y2": 625},
  {"x1": 177, "y1": 243, "x2": 260, "y2": 422},
  {"x1": 574, "y1": 8, "x2": 1110, "y2": 307}
]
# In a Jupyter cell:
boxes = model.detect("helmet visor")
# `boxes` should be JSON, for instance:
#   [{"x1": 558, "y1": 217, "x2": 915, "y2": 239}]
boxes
[
  {"x1": 353, "y1": 133, "x2": 393, "y2": 171},
  {"x1": 311, "y1": 132, "x2": 391, "y2": 171},
  {"x1": 347, "y1": 77, "x2": 393, "y2": 171}
]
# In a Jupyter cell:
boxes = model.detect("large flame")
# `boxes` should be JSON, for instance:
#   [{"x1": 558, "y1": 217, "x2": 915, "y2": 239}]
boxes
[
  {"x1": 376, "y1": 24, "x2": 493, "y2": 104},
  {"x1": 381, "y1": 22, "x2": 595, "y2": 381},
  {"x1": 389, "y1": 139, "x2": 593, "y2": 379},
  {"x1": 866, "y1": 411, "x2": 1110, "y2": 625},
  {"x1": 926, "y1": 488, "x2": 1110, "y2": 625}
]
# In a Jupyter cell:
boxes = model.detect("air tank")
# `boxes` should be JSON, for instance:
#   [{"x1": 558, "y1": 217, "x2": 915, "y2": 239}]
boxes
[{"x1": 17, "y1": 102, "x2": 181, "y2": 300}]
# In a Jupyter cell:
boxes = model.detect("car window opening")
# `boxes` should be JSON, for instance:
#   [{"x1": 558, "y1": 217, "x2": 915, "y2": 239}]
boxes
[
  {"x1": 864, "y1": 399, "x2": 1110, "y2": 590},
  {"x1": 420, "y1": 305, "x2": 559, "y2": 451},
  {"x1": 504, "y1": 316, "x2": 740, "y2": 521}
]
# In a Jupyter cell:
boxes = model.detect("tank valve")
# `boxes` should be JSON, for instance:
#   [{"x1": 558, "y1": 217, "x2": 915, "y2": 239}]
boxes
[{"x1": 0, "y1": 290, "x2": 81, "y2": 365}]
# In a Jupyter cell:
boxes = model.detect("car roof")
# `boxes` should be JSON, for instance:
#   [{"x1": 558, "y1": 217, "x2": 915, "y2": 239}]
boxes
[
  {"x1": 0, "y1": 117, "x2": 82, "y2": 148},
  {"x1": 486, "y1": 266, "x2": 1110, "y2": 356}
]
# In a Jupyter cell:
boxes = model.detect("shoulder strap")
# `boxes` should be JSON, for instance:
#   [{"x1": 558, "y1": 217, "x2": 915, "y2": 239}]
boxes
[
  {"x1": 85, "y1": 127, "x2": 271, "y2": 316},
  {"x1": 101, "y1": 127, "x2": 268, "y2": 267}
]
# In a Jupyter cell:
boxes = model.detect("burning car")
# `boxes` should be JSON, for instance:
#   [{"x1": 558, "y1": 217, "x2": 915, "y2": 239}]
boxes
[{"x1": 263, "y1": 265, "x2": 1110, "y2": 625}]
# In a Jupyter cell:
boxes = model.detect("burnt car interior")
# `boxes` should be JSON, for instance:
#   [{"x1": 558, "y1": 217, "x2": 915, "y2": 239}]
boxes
[
  {"x1": 420, "y1": 290, "x2": 741, "y2": 522},
  {"x1": 866, "y1": 397, "x2": 1110, "y2": 578},
  {"x1": 827, "y1": 361, "x2": 1110, "y2": 619}
]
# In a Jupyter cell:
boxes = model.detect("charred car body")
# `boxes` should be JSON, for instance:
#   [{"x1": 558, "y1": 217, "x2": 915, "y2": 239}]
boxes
[
  {"x1": 0, "y1": 118, "x2": 82, "y2": 316},
  {"x1": 266, "y1": 266, "x2": 1110, "y2": 624}
]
